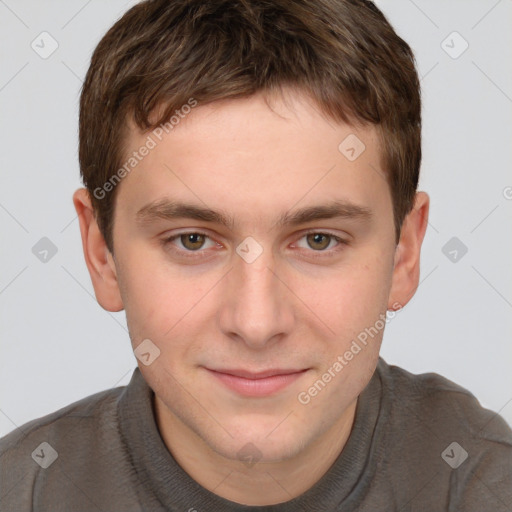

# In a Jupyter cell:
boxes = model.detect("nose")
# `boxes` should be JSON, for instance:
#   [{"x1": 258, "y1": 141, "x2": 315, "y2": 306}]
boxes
[{"x1": 217, "y1": 245, "x2": 294, "y2": 350}]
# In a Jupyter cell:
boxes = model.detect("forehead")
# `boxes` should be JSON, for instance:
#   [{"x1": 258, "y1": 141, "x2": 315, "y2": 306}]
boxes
[
  {"x1": 123, "y1": 88, "x2": 383, "y2": 166},
  {"x1": 115, "y1": 90, "x2": 389, "y2": 229}
]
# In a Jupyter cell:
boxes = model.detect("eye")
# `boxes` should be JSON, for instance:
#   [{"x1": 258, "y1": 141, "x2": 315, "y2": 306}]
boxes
[
  {"x1": 161, "y1": 230, "x2": 348, "y2": 261},
  {"x1": 294, "y1": 231, "x2": 347, "y2": 253},
  {"x1": 163, "y1": 231, "x2": 217, "y2": 253}
]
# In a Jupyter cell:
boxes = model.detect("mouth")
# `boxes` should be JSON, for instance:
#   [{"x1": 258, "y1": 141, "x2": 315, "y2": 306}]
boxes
[{"x1": 204, "y1": 367, "x2": 309, "y2": 397}]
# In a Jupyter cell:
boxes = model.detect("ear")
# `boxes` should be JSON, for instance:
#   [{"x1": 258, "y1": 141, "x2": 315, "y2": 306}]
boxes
[
  {"x1": 388, "y1": 191, "x2": 430, "y2": 310},
  {"x1": 72, "y1": 188, "x2": 124, "y2": 312}
]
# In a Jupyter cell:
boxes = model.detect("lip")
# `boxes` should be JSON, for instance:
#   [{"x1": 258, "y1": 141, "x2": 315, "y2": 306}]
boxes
[{"x1": 204, "y1": 367, "x2": 309, "y2": 397}]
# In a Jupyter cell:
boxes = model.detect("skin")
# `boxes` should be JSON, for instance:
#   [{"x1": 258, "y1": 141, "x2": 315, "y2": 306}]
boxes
[{"x1": 73, "y1": 88, "x2": 429, "y2": 506}]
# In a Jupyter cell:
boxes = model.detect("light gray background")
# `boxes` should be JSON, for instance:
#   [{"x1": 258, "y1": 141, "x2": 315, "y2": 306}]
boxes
[{"x1": 1, "y1": 0, "x2": 511, "y2": 438}]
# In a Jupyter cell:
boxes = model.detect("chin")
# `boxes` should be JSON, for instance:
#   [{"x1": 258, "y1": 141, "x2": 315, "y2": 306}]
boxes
[{"x1": 202, "y1": 420, "x2": 310, "y2": 464}]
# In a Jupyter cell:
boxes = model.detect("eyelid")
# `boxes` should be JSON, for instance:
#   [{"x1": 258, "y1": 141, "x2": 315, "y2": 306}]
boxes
[
  {"x1": 290, "y1": 229, "x2": 349, "y2": 256},
  {"x1": 295, "y1": 228, "x2": 349, "y2": 244},
  {"x1": 162, "y1": 229, "x2": 349, "y2": 257},
  {"x1": 163, "y1": 230, "x2": 218, "y2": 251}
]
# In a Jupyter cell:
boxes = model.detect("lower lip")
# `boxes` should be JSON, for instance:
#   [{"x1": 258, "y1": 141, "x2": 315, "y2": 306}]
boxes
[{"x1": 205, "y1": 369, "x2": 308, "y2": 397}]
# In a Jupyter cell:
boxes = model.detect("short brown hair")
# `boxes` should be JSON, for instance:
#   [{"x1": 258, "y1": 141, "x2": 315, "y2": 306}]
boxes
[{"x1": 79, "y1": 0, "x2": 421, "y2": 254}]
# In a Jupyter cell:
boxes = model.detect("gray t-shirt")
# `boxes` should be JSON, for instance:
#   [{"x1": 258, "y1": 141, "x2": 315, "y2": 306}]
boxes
[{"x1": 1, "y1": 357, "x2": 511, "y2": 511}]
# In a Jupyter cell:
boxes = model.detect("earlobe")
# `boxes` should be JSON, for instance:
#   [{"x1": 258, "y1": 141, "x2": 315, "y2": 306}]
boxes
[
  {"x1": 72, "y1": 188, "x2": 124, "y2": 312},
  {"x1": 387, "y1": 191, "x2": 430, "y2": 310}
]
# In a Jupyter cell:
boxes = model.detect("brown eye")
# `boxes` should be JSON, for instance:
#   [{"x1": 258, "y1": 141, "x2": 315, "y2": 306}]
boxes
[
  {"x1": 180, "y1": 233, "x2": 206, "y2": 250},
  {"x1": 306, "y1": 233, "x2": 332, "y2": 250}
]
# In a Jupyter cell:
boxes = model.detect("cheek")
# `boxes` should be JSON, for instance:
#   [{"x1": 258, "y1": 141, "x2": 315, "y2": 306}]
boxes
[
  {"x1": 305, "y1": 255, "x2": 392, "y2": 343},
  {"x1": 115, "y1": 249, "x2": 185, "y2": 341},
  {"x1": 117, "y1": 236, "x2": 393, "y2": 357},
  {"x1": 295, "y1": 258, "x2": 389, "y2": 409},
  {"x1": 117, "y1": 247, "x2": 222, "y2": 352}
]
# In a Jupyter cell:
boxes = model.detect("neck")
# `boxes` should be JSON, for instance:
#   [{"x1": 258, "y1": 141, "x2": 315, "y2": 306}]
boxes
[{"x1": 154, "y1": 396, "x2": 358, "y2": 506}]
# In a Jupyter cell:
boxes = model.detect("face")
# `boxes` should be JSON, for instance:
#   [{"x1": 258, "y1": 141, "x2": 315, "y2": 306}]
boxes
[{"x1": 90, "y1": 89, "x2": 407, "y2": 463}]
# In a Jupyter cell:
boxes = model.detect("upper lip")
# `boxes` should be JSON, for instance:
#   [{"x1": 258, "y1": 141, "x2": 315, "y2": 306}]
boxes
[{"x1": 206, "y1": 368, "x2": 308, "y2": 379}]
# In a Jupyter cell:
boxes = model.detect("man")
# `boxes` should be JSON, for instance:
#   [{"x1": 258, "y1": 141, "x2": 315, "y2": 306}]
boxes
[{"x1": 1, "y1": 0, "x2": 511, "y2": 510}]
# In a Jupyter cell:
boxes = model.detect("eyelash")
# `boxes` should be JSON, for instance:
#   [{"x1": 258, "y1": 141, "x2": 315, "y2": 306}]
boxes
[{"x1": 161, "y1": 230, "x2": 348, "y2": 260}]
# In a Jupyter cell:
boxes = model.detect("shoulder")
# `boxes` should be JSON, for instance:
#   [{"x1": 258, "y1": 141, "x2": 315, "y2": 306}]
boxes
[
  {"x1": 0, "y1": 382, "x2": 129, "y2": 510},
  {"x1": 377, "y1": 358, "x2": 512, "y2": 444},
  {"x1": 374, "y1": 358, "x2": 512, "y2": 510},
  {"x1": 0, "y1": 384, "x2": 125, "y2": 453}
]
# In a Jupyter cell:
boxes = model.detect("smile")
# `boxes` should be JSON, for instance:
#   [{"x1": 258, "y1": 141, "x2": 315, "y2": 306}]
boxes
[{"x1": 204, "y1": 368, "x2": 309, "y2": 397}]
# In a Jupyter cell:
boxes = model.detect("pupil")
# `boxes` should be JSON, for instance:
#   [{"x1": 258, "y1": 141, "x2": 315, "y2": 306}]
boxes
[
  {"x1": 309, "y1": 233, "x2": 328, "y2": 250},
  {"x1": 183, "y1": 233, "x2": 204, "y2": 250}
]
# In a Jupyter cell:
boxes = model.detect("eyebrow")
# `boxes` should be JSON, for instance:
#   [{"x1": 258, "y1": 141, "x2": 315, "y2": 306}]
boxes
[{"x1": 135, "y1": 198, "x2": 372, "y2": 230}]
